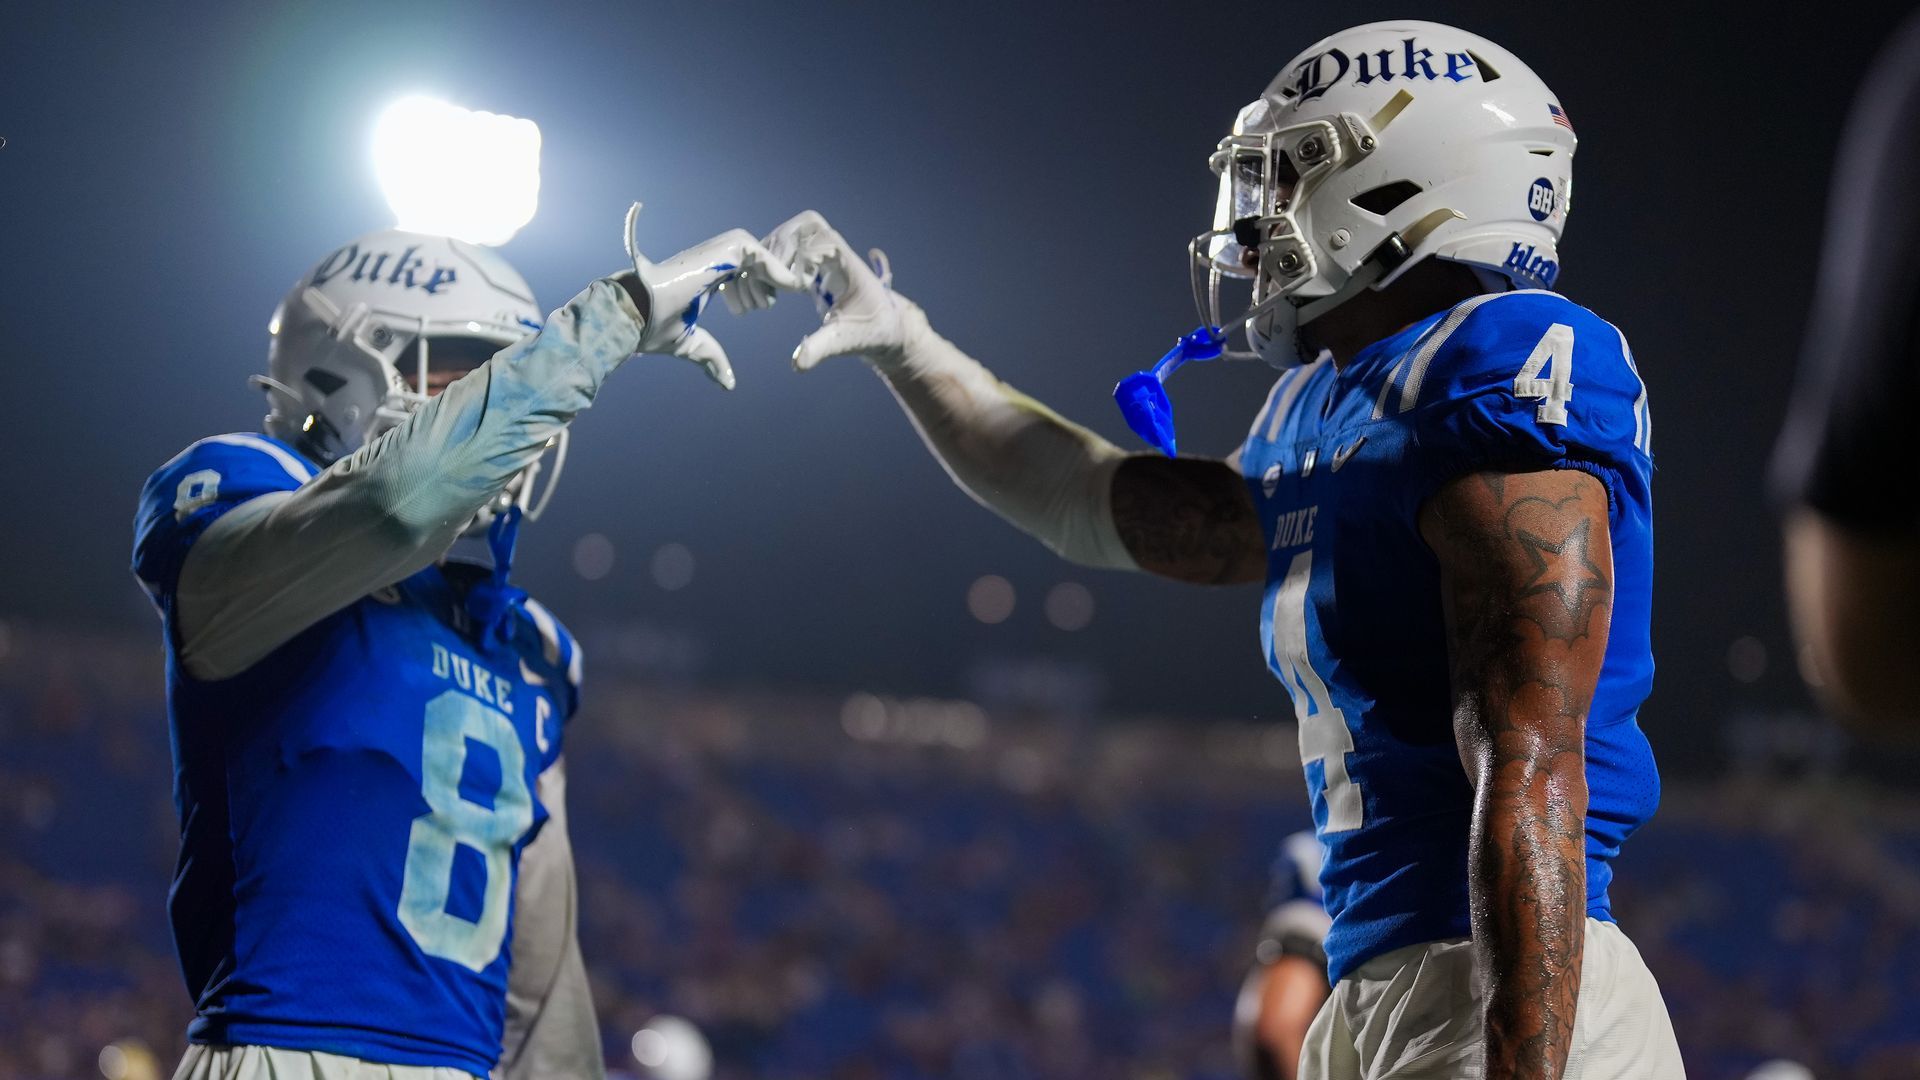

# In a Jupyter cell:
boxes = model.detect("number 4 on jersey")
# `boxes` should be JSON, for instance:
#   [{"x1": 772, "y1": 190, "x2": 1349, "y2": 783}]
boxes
[
  {"x1": 1273, "y1": 551, "x2": 1363, "y2": 833},
  {"x1": 1514, "y1": 322, "x2": 1575, "y2": 426}
]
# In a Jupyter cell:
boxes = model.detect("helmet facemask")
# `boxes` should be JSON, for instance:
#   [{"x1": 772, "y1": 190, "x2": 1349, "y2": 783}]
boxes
[
  {"x1": 393, "y1": 330, "x2": 569, "y2": 536},
  {"x1": 1189, "y1": 97, "x2": 1438, "y2": 370},
  {"x1": 255, "y1": 228, "x2": 560, "y2": 530},
  {"x1": 255, "y1": 261, "x2": 561, "y2": 538}
]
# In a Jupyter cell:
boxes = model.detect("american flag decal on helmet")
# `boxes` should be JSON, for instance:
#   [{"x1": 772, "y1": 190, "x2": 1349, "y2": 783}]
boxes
[{"x1": 1548, "y1": 103, "x2": 1574, "y2": 132}]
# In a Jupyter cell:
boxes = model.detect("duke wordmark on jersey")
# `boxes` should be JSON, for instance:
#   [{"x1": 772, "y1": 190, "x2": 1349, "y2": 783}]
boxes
[
  {"x1": 1271, "y1": 505, "x2": 1320, "y2": 550},
  {"x1": 431, "y1": 642, "x2": 518, "y2": 712}
]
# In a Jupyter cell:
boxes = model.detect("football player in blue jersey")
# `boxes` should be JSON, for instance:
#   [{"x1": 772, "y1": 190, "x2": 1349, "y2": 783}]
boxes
[
  {"x1": 754, "y1": 20, "x2": 1683, "y2": 1079},
  {"x1": 1234, "y1": 832, "x2": 1331, "y2": 1080},
  {"x1": 132, "y1": 210, "x2": 799, "y2": 1079}
]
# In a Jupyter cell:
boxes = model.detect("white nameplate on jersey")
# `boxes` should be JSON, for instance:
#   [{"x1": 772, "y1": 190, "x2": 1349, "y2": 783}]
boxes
[
  {"x1": 430, "y1": 642, "x2": 515, "y2": 714},
  {"x1": 1271, "y1": 505, "x2": 1319, "y2": 551}
]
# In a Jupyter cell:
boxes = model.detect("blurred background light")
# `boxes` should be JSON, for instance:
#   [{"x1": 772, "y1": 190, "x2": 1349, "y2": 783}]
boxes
[
  {"x1": 97, "y1": 1040, "x2": 157, "y2": 1080},
  {"x1": 1044, "y1": 582, "x2": 1094, "y2": 632},
  {"x1": 631, "y1": 1015, "x2": 712, "y2": 1080},
  {"x1": 572, "y1": 532, "x2": 615, "y2": 581},
  {"x1": 839, "y1": 691, "x2": 989, "y2": 748},
  {"x1": 966, "y1": 574, "x2": 1015, "y2": 624},
  {"x1": 651, "y1": 542, "x2": 695, "y2": 591},
  {"x1": 371, "y1": 95, "x2": 540, "y2": 245}
]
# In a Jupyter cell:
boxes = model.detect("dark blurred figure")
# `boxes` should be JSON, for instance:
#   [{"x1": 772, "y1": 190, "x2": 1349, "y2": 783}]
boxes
[{"x1": 1775, "y1": 9, "x2": 1920, "y2": 736}]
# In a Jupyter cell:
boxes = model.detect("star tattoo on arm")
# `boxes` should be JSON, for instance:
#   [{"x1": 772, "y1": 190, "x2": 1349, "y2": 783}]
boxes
[
  {"x1": 1419, "y1": 468, "x2": 1614, "y2": 1080},
  {"x1": 1515, "y1": 512, "x2": 1609, "y2": 642}
]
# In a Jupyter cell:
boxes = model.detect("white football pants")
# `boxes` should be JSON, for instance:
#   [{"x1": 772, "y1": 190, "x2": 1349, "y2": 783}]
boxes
[
  {"x1": 1301, "y1": 918, "x2": 1685, "y2": 1078},
  {"x1": 173, "y1": 1045, "x2": 482, "y2": 1080}
]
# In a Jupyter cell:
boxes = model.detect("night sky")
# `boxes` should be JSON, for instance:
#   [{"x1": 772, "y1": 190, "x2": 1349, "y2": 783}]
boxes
[{"x1": 4, "y1": 1, "x2": 1913, "y2": 773}]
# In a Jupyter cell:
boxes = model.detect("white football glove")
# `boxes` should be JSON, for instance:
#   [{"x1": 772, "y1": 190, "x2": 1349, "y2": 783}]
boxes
[
  {"x1": 759, "y1": 211, "x2": 1138, "y2": 571},
  {"x1": 619, "y1": 202, "x2": 805, "y2": 389},
  {"x1": 761, "y1": 210, "x2": 922, "y2": 371}
]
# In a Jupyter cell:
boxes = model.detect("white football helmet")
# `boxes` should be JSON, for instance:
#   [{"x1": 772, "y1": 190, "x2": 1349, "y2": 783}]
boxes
[
  {"x1": 253, "y1": 229, "x2": 567, "y2": 524},
  {"x1": 1192, "y1": 20, "x2": 1578, "y2": 368}
]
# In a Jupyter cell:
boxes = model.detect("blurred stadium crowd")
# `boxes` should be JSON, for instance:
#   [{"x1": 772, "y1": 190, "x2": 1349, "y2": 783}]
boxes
[{"x1": 1, "y1": 622, "x2": 1916, "y2": 1080}]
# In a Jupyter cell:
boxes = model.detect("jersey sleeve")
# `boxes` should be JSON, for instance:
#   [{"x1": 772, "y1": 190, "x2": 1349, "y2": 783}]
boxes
[
  {"x1": 131, "y1": 434, "x2": 315, "y2": 603},
  {"x1": 1398, "y1": 291, "x2": 1652, "y2": 517},
  {"x1": 520, "y1": 597, "x2": 585, "y2": 724}
]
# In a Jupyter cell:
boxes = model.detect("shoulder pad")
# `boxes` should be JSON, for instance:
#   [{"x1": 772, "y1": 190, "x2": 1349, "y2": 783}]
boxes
[
  {"x1": 1378, "y1": 292, "x2": 1652, "y2": 518},
  {"x1": 519, "y1": 597, "x2": 583, "y2": 693},
  {"x1": 1391, "y1": 292, "x2": 1640, "y2": 423},
  {"x1": 132, "y1": 433, "x2": 315, "y2": 599},
  {"x1": 1392, "y1": 291, "x2": 1647, "y2": 459}
]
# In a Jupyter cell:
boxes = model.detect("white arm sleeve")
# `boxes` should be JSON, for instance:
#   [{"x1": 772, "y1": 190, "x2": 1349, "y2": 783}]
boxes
[
  {"x1": 176, "y1": 279, "x2": 644, "y2": 680},
  {"x1": 875, "y1": 303, "x2": 1138, "y2": 570},
  {"x1": 497, "y1": 758, "x2": 605, "y2": 1080}
]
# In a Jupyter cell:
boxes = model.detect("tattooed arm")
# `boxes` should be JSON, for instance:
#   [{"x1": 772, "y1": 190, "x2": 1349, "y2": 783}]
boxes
[
  {"x1": 1419, "y1": 468, "x2": 1612, "y2": 1080},
  {"x1": 1111, "y1": 455, "x2": 1266, "y2": 584}
]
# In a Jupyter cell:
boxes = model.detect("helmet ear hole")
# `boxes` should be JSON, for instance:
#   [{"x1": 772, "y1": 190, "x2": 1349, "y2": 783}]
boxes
[
  {"x1": 1350, "y1": 181, "x2": 1423, "y2": 216},
  {"x1": 303, "y1": 368, "x2": 348, "y2": 395}
]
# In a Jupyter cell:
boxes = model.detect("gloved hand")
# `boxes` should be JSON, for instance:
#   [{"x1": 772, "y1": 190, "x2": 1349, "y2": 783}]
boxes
[
  {"x1": 615, "y1": 202, "x2": 805, "y2": 389},
  {"x1": 760, "y1": 210, "x2": 923, "y2": 371},
  {"x1": 757, "y1": 211, "x2": 1139, "y2": 572}
]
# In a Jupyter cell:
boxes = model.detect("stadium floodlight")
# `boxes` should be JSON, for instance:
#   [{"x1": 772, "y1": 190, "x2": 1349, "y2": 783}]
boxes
[{"x1": 371, "y1": 95, "x2": 540, "y2": 246}]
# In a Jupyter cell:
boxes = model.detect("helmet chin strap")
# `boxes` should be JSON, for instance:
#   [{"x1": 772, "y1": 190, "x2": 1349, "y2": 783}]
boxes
[
  {"x1": 519, "y1": 430, "x2": 569, "y2": 520},
  {"x1": 416, "y1": 314, "x2": 431, "y2": 406},
  {"x1": 248, "y1": 374, "x2": 307, "y2": 435},
  {"x1": 463, "y1": 506, "x2": 528, "y2": 646}
]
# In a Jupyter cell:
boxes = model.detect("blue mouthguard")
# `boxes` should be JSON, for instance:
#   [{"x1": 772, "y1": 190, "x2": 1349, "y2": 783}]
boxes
[{"x1": 1113, "y1": 326, "x2": 1225, "y2": 457}]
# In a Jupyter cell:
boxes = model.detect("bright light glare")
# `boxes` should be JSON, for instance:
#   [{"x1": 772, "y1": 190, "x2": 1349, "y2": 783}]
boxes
[{"x1": 372, "y1": 95, "x2": 540, "y2": 246}]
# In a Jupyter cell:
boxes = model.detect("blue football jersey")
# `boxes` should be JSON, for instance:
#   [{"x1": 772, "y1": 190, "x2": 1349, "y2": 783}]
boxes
[
  {"x1": 1239, "y1": 290, "x2": 1660, "y2": 984},
  {"x1": 131, "y1": 433, "x2": 582, "y2": 1076}
]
